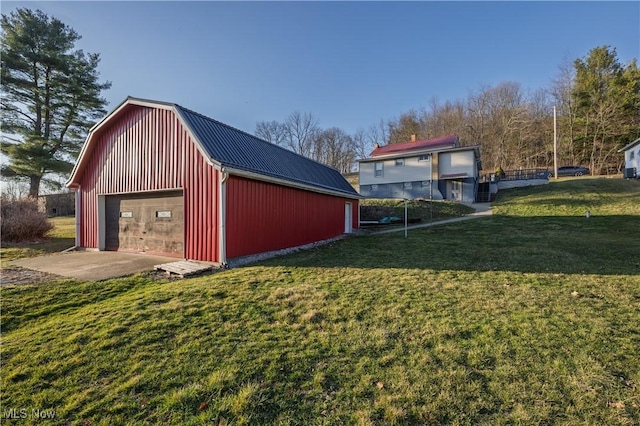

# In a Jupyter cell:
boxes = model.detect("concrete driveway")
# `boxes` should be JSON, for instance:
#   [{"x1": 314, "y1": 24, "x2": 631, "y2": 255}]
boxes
[{"x1": 11, "y1": 251, "x2": 180, "y2": 281}]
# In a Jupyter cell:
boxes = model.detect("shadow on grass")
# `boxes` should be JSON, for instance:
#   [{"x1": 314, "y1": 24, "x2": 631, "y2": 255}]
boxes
[
  {"x1": 0, "y1": 237, "x2": 75, "y2": 265},
  {"x1": 260, "y1": 214, "x2": 640, "y2": 276},
  {"x1": 493, "y1": 178, "x2": 640, "y2": 213}
]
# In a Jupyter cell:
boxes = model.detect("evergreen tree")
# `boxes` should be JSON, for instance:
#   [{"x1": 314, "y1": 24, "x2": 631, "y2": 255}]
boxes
[
  {"x1": 572, "y1": 46, "x2": 640, "y2": 172},
  {"x1": 1, "y1": 8, "x2": 111, "y2": 197}
]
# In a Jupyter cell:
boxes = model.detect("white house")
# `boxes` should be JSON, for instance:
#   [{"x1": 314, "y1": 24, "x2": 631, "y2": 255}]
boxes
[
  {"x1": 358, "y1": 134, "x2": 482, "y2": 202},
  {"x1": 619, "y1": 137, "x2": 640, "y2": 179}
]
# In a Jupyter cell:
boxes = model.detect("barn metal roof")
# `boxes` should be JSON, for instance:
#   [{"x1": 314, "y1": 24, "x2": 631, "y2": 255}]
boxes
[{"x1": 176, "y1": 105, "x2": 359, "y2": 197}]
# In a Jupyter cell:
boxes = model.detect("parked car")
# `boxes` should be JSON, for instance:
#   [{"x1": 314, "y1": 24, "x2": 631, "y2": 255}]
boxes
[{"x1": 550, "y1": 166, "x2": 590, "y2": 177}]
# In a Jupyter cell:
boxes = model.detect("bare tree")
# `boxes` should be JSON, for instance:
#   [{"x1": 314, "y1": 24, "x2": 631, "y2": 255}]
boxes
[
  {"x1": 550, "y1": 56, "x2": 578, "y2": 165},
  {"x1": 352, "y1": 130, "x2": 372, "y2": 161},
  {"x1": 1, "y1": 177, "x2": 29, "y2": 200},
  {"x1": 313, "y1": 128, "x2": 355, "y2": 173},
  {"x1": 283, "y1": 111, "x2": 320, "y2": 158},
  {"x1": 387, "y1": 109, "x2": 424, "y2": 144},
  {"x1": 425, "y1": 98, "x2": 467, "y2": 141},
  {"x1": 255, "y1": 120, "x2": 287, "y2": 146}
]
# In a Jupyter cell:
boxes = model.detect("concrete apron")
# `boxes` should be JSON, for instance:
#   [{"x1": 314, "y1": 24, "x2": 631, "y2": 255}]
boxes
[{"x1": 11, "y1": 251, "x2": 180, "y2": 281}]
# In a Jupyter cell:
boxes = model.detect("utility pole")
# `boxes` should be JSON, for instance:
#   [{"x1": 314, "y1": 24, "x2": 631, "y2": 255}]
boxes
[
  {"x1": 553, "y1": 106, "x2": 558, "y2": 180},
  {"x1": 429, "y1": 154, "x2": 433, "y2": 222},
  {"x1": 404, "y1": 198, "x2": 408, "y2": 239}
]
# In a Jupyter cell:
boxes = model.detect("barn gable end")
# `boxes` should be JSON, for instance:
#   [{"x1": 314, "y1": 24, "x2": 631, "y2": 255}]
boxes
[{"x1": 70, "y1": 103, "x2": 219, "y2": 261}]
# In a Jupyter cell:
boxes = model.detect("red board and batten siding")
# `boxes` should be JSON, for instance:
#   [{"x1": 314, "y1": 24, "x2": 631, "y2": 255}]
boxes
[
  {"x1": 76, "y1": 105, "x2": 220, "y2": 262},
  {"x1": 225, "y1": 175, "x2": 358, "y2": 259}
]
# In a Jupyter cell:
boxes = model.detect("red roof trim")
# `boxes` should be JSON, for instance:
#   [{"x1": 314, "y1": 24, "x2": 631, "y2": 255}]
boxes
[{"x1": 370, "y1": 134, "x2": 459, "y2": 157}]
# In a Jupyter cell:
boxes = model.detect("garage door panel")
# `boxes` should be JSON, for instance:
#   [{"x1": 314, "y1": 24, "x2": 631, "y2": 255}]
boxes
[{"x1": 105, "y1": 191, "x2": 184, "y2": 255}]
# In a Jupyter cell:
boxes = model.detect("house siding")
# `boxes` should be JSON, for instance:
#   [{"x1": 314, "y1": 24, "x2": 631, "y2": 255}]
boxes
[
  {"x1": 624, "y1": 143, "x2": 640, "y2": 176},
  {"x1": 359, "y1": 180, "x2": 443, "y2": 200},
  {"x1": 77, "y1": 105, "x2": 220, "y2": 262},
  {"x1": 359, "y1": 148, "x2": 480, "y2": 202},
  {"x1": 225, "y1": 175, "x2": 358, "y2": 259},
  {"x1": 438, "y1": 150, "x2": 476, "y2": 177},
  {"x1": 360, "y1": 155, "x2": 433, "y2": 185}
]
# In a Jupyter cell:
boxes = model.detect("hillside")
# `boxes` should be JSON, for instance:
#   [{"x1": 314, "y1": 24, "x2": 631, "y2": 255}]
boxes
[{"x1": 2, "y1": 177, "x2": 639, "y2": 425}]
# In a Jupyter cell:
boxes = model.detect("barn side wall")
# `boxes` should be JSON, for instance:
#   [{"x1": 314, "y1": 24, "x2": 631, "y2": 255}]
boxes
[
  {"x1": 225, "y1": 176, "x2": 359, "y2": 259},
  {"x1": 77, "y1": 105, "x2": 219, "y2": 262}
]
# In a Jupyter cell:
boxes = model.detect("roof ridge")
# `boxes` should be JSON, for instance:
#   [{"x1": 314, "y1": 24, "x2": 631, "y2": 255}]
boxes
[
  {"x1": 370, "y1": 134, "x2": 460, "y2": 157},
  {"x1": 384, "y1": 133, "x2": 459, "y2": 147}
]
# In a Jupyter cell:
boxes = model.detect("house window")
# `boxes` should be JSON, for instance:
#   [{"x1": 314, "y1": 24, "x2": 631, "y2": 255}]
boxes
[
  {"x1": 395, "y1": 158, "x2": 405, "y2": 166},
  {"x1": 120, "y1": 211, "x2": 133, "y2": 218},
  {"x1": 631, "y1": 151, "x2": 636, "y2": 160},
  {"x1": 371, "y1": 184, "x2": 379, "y2": 191},
  {"x1": 156, "y1": 210, "x2": 172, "y2": 218},
  {"x1": 421, "y1": 180, "x2": 431, "y2": 187},
  {"x1": 418, "y1": 154, "x2": 431, "y2": 162},
  {"x1": 404, "y1": 182, "x2": 412, "y2": 189},
  {"x1": 374, "y1": 162, "x2": 383, "y2": 177}
]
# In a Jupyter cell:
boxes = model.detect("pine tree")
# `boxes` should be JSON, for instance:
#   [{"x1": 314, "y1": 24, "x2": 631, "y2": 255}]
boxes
[
  {"x1": 1, "y1": 8, "x2": 111, "y2": 197},
  {"x1": 572, "y1": 46, "x2": 640, "y2": 173}
]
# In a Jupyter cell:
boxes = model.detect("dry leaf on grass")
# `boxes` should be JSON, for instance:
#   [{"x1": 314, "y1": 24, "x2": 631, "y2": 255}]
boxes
[{"x1": 608, "y1": 401, "x2": 625, "y2": 409}]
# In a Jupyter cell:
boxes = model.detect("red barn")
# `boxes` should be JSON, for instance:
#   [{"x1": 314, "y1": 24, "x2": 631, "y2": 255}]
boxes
[{"x1": 66, "y1": 97, "x2": 359, "y2": 264}]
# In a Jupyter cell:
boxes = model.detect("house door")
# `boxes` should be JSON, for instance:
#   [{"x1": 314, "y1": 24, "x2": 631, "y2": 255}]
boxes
[
  {"x1": 448, "y1": 180, "x2": 462, "y2": 201},
  {"x1": 344, "y1": 202, "x2": 353, "y2": 233}
]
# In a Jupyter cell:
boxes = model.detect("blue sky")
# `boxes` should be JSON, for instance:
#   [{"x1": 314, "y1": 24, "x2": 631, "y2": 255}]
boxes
[{"x1": 3, "y1": 1, "x2": 639, "y2": 136}]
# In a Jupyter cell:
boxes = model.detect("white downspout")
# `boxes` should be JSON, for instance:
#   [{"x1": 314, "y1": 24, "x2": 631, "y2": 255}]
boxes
[
  {"x1": 62, "y1": 186, "x2": 81, "y2": 253},
  {"x1": 74, "y1": 186, "x2": 81, "y2": 247},
  {"x1": 219, "y1": 168, "x2": 229, "y2": 267}
]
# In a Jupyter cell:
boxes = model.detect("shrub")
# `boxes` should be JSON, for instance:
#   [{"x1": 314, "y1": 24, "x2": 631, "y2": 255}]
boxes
[{"x1": 1, "y1": 198, "x2": 53, "y2": 243}]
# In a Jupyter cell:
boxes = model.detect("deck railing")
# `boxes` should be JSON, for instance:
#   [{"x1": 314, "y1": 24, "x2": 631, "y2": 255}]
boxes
[{"x1": 480, "y1": 168, "x2": 550, "y2": 183}]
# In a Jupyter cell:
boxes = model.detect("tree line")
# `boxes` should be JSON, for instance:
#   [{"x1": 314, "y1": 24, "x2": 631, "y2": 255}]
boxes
[
  {"x1": 2, "y1": 8, "x2": 638, "y2": 199},
  {"x1": 258, "y1": 46, "x2": 639, "y2": 175},
  {"x1": 254, "y1": 112, "x2": 372, "y2": 174}
]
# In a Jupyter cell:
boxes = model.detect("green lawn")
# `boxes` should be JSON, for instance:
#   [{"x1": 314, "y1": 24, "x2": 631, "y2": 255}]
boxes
[
  {"x1": 1, "y1": 216, "x2": 75, "y2": 267},
  {"x1": 2, "y1": 178, "x2": 639, "y2": 425},
  {"x1": 359, "y1": 199, "x2": 474, "y2": 223}
]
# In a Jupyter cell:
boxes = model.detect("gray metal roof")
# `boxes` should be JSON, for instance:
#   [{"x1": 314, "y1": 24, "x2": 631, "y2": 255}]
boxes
[
  {"x1": 176, "y1": 105, "x2": 359, "y2": 197},
  {"x1": 619, "y1": 137, "x2": 640, "y2": 152}
]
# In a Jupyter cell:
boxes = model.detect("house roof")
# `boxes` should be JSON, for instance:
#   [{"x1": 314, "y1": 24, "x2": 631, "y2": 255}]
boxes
[
  {"x1": 369, "y1": 134, "x2": 460, "y2": 158},
  {"x1": 359, "y1": 135, "x2": 480, "y2": 165},
  {"x1": 619, "y1": 137, "x2": 640, "y2": 152},
  {"x1": 67, "y1": 97, "x2": 359, "y2": 198}
]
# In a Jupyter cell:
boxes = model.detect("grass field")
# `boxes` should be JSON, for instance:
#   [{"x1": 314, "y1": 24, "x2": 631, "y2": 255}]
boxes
[
  {"x1": 0, "y1": 216, "x2": 75, "y2": 267},
  {"x1": 359, "y1": 199, "x2": 474, "y2": 223},
  {"x1": 2, "y1": 178, "x2": 639, "y2": 425}
]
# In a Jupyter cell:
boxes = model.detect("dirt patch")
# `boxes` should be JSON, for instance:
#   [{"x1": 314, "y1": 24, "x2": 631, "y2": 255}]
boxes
[{"x1": 1, "y1": 266, "x2": 67, "y2": 286}]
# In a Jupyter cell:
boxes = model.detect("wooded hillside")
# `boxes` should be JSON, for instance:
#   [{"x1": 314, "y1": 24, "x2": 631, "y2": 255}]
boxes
[{"x1": 258, "y1": 46, "x2": 639, "y2": 175}]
